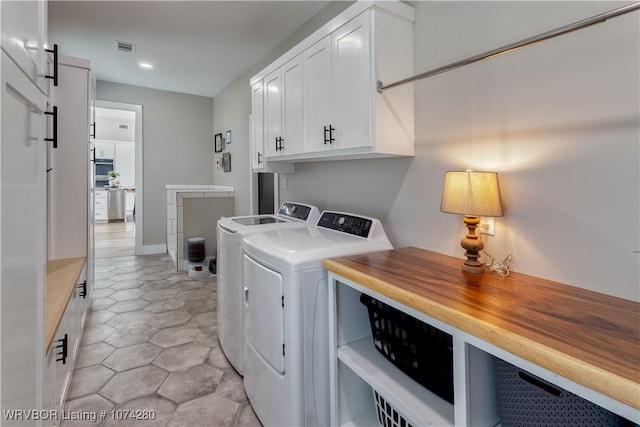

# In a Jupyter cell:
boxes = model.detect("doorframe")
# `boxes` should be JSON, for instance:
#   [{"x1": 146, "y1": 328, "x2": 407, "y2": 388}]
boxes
[{"x1": 95, "y1": 100, "x2": 144, "y2": 255}]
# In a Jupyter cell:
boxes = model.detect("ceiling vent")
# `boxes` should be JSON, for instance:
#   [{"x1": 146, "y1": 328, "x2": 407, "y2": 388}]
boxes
[
  {"x1": 118, "y1": 124, "x2": 130, "y2": 130},
  {"x1": 115, "y1": 40, "x2": 136, "y2": 53}
]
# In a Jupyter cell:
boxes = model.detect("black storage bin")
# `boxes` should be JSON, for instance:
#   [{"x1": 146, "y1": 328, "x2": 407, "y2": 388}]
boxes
[
  {"x1": 495, "y1": 358, "x2": 628, "y2": 427},
  {"x1": 360, "y1": 294, "x2": 454, "y2": 404},
  {"x1": 187, "y1": 237, "x2": 205, "y2": 262}
]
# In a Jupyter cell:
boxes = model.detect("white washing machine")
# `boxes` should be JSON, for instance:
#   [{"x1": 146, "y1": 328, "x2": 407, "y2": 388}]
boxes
[
  {"x1": 216, "y1": 202, "x2": 320, "y2": 375},
  {"x1": 242, "y1": 211, "x2": 393, "y2": 426}
]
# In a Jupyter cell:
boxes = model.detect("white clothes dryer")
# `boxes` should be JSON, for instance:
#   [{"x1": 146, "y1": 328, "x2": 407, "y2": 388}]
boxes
[
  {"x1": 217, "y1": 202, "x2": 320, "y2": 375},
  {"x1": 242, "y1": 211, "x2": 392, "y2": 426}
]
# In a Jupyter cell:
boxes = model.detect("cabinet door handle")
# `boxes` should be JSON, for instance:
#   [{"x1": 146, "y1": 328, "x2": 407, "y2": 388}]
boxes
[
  {"x1": 257, "y1": 152, "x2": 263, "y2": 165},
  {"x1": 90, "y1": 147, "x2": 96, "y2": 163},
  {"x1": 323, "y1": 126, "x2": 329, "y2": 144},
  {"x1": 55, "y1": 334, "x2": 68, "y2": 365},
  {"x1": 77, "y1": 280, "x2": 87, "y2": 299},
  {"x1": 90, "y1": 122, "x2": 96, "y2": 139},
  {"x1": 45, "y1": 106, "x2": 58, "y2": 148},
  {"x1": 278, "y1": 137, "x2": 284, "y2": 151},
  {"x1": 329, "y1": 125, "x2": 335, "y2": 144},
  {"x1": 244, "y1": 286, "x2": 249, "y2": 307},
  {"x1": 45, "y1": 44, "x2": 58, "y2": 87}
]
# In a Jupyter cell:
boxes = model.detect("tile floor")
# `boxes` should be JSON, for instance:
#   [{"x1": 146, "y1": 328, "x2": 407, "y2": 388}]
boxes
[{"x1": 62, "y1": 254, "x2": 261, "y2": 427}]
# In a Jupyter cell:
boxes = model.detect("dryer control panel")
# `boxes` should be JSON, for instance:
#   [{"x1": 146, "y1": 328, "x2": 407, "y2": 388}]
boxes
[
  {"x1": 317, "y1": 212, "x2": 373, "y2": 238},
  {"x1": 278, "y1": 203, "x2": 312, "y2": 221}
]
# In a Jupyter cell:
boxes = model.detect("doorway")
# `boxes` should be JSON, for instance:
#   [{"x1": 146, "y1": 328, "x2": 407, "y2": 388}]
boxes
[
  {"x1": 94, "y1": 101, "x2": 143, "y2": 257},
  {"x1": 258, "y1": 173, "x2": 275, "y2": 214}
]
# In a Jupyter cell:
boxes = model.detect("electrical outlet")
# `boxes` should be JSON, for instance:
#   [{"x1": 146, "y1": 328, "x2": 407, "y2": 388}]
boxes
[{"x1": 479, "y1": 216, "x2": 495, "y2": 236}]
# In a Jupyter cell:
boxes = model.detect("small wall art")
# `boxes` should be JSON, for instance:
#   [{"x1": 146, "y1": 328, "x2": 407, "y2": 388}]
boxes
[
  {"x1": 226, "y1": 130, "x2": 232, "y2": 144},
  {"x1": 222, "y1": 152, "x2": 231, "y2": 172},
  {"x1": 215, "y1": 133, "x2": 223, "y2": 153}
]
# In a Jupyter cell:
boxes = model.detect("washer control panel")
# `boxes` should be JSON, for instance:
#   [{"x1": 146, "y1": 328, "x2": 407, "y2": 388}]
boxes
[
  {"x1": 317, "y1": 212, "x2": 373, "y2": 238},
  {"x1": 278, "y1": 203, "x2": 312, "y2": 221}
]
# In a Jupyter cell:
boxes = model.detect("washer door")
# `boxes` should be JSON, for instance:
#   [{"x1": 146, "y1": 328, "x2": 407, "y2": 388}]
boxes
[{"x1": 243, "y1": 254, "x2": 285, "y2": 373}]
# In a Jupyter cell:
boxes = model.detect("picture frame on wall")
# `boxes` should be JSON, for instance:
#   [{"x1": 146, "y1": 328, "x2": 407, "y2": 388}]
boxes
[
  {"x1": 215, "y1": 133, "x2": 223, "y2": 152},
  {"x1": 226, "y1": 130, "x2": 232, "y2": 144},
  {"x1": 222, "y1": 152, "x2": 231, "y2": 172}
]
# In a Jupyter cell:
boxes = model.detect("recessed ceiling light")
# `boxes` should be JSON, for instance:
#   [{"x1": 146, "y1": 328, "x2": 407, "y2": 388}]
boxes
[{"x1": 138, "y1": 62, "x2": 153, "y2": 70}]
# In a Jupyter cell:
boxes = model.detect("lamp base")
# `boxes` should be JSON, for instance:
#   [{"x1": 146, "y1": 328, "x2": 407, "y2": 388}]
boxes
[
  {"x1": 460, "y1": 215, "x2": 484, "y2": 274},
  {"x1": 461, "y1": 260, "x2": 484, "y2": 274}
]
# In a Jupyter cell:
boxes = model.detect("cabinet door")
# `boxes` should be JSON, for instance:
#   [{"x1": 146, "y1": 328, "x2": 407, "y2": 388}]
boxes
[
  {"x1": 1, "y1": 50, "x2": 47, "y2": 416},
  {"x1": 264, "y1": 68, "x2": 282, "y2": 158},
  {"x1": 250, "y1": 81, "x2": 266, "y2": 171},
  {"x1": 303, "y1": 37, "x2": 332, "y2": 153},
  {"x1": 114, "y1": 142, "x2": 134, "y2": 187},
  {"x1": 0, "y1": 0, "x2": 49, "y2": 93},
  {"x1": 332, "y1": 12, "x2": 372, "y2": 150},
  {"x1": 49, "y1": 61, "x2": 90, "y2": 259},
  {"x1": 53, "y1": 293, "x2": 77, "y2": 410},
  {"x1": 95, "y1": 141, "x2": 115, "y2": 159},
  {"x1": 281, "y1": 56, "x2": 304, "y2": 156}
]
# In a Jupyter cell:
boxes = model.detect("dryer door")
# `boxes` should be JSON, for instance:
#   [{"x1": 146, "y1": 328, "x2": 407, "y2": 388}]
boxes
[{"x1": 243, "y1": 254, "x2": 285, "y2": 373}]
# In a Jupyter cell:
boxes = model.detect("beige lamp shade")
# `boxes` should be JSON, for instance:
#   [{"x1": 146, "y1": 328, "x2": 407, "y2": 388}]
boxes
[{"x1": 440, "y1": 171, "x2": 504, "y2": 217}]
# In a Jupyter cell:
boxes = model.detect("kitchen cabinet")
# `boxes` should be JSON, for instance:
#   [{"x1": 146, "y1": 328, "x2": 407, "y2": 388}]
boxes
[
  {"x1": 95, "y1": 141, "x2": 115, "y2": 159},
  {"x1": 114, "y1": 141, "x2": 135, "y2": 187},
  {"x1": 94, "y1": 189, "x2": 108, "y2": 223},
  {"x1": 0, "y1": 0, "x2": 50, "y2": 94},
  {"x1": 250, "y1": 80, "x2": 294, "y2": 174},
  {"x1": 0, "y1": 48, "x2": 48, "y2": 421},
  {"x1": 251, "y1": 1, "x2": 415, "y2": 164},
  {"x1": 250, "y1": 81, "x2": 265, "y2": 171},
  {"x1": 302, "y1": 38, "x2": 332, "y2": 153},
  {"x1": 325, "y1": 248, "x2": 639, "y2": 426},
  {"x1": 48, "y1": 55, "x2": 94, "y2": 260},
  {"x1": 264, "y1": 56, "x2": 304, "y2": 158}
]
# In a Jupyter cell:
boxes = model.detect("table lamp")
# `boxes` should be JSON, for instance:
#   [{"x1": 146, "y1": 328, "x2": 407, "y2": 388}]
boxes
[{"x1": 440, "y1": 171, "x2": 504, "y2": 273}]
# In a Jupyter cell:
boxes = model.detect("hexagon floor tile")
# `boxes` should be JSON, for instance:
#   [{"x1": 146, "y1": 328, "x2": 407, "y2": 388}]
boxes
[
  {"x1": 99, "y1": 365, "x2": 169, "y2": 404},
  {"x1": 102, "y1": 342, "x2": 163, "y2": 372},
  {"x1": 153, "y1": 342, "x2": 210, "y2": 372},
  {"x1": 65, "y1": 253, "x2": 258, "y2": 427}
]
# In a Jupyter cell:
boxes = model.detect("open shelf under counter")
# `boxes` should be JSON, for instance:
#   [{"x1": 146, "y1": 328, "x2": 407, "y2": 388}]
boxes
[
  {"x1": 325, "y1": 247, "x2": 640, "y2": 426},
  {"x1": 338, "y1": 337, "x2": 455, "y2": 427}
]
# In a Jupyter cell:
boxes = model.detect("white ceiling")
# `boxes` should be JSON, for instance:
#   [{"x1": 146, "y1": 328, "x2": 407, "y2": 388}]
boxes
[{"x1": 48, "y1": 1, "x2": 330, "y2": 98}]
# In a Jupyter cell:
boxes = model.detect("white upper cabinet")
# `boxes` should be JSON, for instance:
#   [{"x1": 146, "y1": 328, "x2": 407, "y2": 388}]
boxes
[
  {"x1": 303, "y1": 38, "x2": 332, "y2": 153},
  {"x1": 264, "y1": 68, "x2": 282, "y2": 158},
  {"x1": 250, "y1": 81, "x2": 265, "y2": 171},
  {"x1": 250, "y1": 1, "x2": 415, "y2": 164},
  {"x1": 264, "y1": 56, "x2": 304, "y2": 158},
  {"x1": 280, "y1": 56, "x2": 304, "y2": 156},
  {"x1": 250, "y1": 78, "x2": 295, "y2": 173},
  {"x1": 1, "y1": 0, "x2": 51, "y2": 94}
]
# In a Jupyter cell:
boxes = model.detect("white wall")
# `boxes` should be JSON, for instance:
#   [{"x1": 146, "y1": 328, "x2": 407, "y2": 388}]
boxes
[
  {"x1": 95, "y1": 116, "x2": 135, "y2": 142},
  {"x1": 96, "y1": 81, "x2": 214, "y2": 248},
  {"x1": 212, "y1": 1, "x2": 354, "y2": 216},
  {"x1": 275, "y1": 1, "x2": 639, "y2": 300}
]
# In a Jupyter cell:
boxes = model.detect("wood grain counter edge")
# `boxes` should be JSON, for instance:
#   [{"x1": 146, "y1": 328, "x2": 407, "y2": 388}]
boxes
[
  {"x1": 323, "y1": 256, "x2": 640, "y2": 411},
  {"x1": 46, "y1": 257, "x2": 85, "y2": 353}
]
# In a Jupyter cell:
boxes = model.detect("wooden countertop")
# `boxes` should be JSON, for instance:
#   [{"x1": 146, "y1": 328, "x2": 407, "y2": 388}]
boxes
[
  {"x1": 46, "y1": 257, "x2": 85, "y2": 353},
  {"x1": 323, "y1": 247, "x2": 640, "y2": 410}
]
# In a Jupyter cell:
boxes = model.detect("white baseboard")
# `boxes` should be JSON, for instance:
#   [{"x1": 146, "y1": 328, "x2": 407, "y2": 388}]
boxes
[{"x1": 139, "y1": 244, "x2": 167, "y2": 255}]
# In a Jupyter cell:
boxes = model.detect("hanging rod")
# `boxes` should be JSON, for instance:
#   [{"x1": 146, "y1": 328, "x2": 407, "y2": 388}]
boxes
[{"x1": 376, "y1": 2, "x2": 640, "y2": 93}]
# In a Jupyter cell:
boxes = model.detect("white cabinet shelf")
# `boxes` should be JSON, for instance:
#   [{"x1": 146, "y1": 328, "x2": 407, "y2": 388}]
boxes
[{"x1": 338, "y1": 337, "x2": 455, "y2": 427}]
